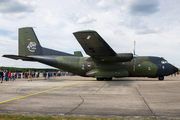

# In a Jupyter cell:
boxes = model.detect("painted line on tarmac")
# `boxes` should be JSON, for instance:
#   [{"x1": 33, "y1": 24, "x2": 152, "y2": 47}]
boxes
[{"x1": 0, "y1": 81, "x2": 86, "y2": 104}]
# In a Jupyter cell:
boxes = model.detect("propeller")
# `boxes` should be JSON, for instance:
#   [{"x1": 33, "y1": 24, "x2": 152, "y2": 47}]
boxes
[
  {"x1": 134, "y1": 41, "x2": 136, "y2": 55},
  {"x1": 133, "y1": 41, "x2": 138, "y2": 72}
]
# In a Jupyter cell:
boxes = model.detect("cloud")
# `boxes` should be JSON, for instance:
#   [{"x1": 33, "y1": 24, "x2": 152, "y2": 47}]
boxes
[
  {"x1": 77, "y1": 16, "x2": 96, "y2": 24},
  {"x1": 126, "y1": 0, "x2": 160, "y2": 16},
  {"x1": 119, "y1": 16, "x2": 161, "y2": 35},
  {"x1": 97, "y1": 0, "x2": 125, "y2": 10},
  {"x1": 0, "y1": 0, "x2": 36, "y2": 13},
  {"x1": 135, "y1": 28, "x2": 160, "y2": 35},
  {"x1": 0, "y1": 0, "x2": 179, "y2": 68},
  {"x1": 97, "y1": 0, "x2": 111, "y2": 9}
]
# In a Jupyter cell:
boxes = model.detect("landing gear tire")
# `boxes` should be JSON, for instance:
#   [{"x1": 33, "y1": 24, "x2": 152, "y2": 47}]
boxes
[
  {"x1": 96, "y1": 78, "x2": 104, "y2": 81},
  {"x1": 158, "y1": 76, "x2": 164, "y2": 81},
  {"x1": 105, "y1": 78, "x2": 112, "y2": 81}
]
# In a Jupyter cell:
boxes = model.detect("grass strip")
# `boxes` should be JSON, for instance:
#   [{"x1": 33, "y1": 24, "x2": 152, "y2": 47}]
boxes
[{"x1": 0, "y1": 114, "x2": 155, "y2": 120}]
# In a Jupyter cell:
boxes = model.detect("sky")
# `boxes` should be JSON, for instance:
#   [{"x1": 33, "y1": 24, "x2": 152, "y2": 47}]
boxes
[{"x1": 0, "y1": 0, "x2": 180, "y2": 68}]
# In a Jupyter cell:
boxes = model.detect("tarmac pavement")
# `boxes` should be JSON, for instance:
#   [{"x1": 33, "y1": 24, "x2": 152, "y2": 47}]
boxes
[{"x1": 0, "y1": 75, "x2": 180, "y2": 119}]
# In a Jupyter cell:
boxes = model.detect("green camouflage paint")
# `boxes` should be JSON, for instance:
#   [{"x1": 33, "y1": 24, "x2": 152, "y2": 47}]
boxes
[{"x1": 3, "y1": 27, "x2": 178, "y2": 81}]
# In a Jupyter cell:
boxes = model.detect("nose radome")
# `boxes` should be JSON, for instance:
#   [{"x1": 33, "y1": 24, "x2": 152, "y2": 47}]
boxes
[{"x1": 173, "y1": 66, "x2": 178, "y2": 73}]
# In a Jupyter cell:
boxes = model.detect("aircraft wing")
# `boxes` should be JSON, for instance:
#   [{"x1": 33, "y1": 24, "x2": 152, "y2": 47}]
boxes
[
  {"x1": 3, "y1": 55, "x2": 36, "y2": 61},
  {"x1": 73, "y1": 30, "x2": 117, "y2": 57}
]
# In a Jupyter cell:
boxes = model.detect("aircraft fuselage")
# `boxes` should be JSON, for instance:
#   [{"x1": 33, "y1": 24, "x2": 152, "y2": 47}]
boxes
[{"x1": 31, "y1": 55, "x2": 178, "y2": 80}]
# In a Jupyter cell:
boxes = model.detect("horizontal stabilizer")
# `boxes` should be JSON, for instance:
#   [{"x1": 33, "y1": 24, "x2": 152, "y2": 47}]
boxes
[
  {"x1": 74, "y1": 51, "x2": 83, "y2": 57},
  {"x1": 3, "y1": 55, "x2": 58, "y2": 67},
  {"x1": 3, "y1": 55, "x2": 35, "y2": 61}
]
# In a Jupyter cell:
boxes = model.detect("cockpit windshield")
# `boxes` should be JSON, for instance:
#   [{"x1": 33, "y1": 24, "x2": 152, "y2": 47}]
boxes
[{"x1": 161, "y1": 60, "x2": 168, "y2": 64}]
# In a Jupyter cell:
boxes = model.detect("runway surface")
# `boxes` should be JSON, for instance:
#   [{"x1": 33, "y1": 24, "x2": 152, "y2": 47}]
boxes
[{"x1": 0, "y1": 76, "x2": 180, "y2": 119}]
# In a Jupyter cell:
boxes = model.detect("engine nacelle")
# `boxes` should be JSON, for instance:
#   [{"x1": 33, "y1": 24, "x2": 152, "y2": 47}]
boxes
[{"x1": 96, "y1": 53, "x2": 133, "y2": 62}]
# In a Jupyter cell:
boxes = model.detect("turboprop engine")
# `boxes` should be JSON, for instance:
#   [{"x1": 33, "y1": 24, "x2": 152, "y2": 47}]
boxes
[{"x1": 97, "y1": 53, "x2": 133, "y2": 62}]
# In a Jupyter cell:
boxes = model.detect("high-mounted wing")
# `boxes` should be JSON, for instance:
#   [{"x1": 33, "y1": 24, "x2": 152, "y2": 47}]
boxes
[
  {"x1": 73, "y1": 30, "x2": 133, "y2": 62},
  {"x1": 73, "y1": 30, "x2": 117, "y2": 57}
]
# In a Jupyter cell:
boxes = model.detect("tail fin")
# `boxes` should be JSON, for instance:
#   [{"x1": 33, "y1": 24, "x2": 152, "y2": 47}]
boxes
[
  {"x1": 19, "y1": 27, "x2": 42, "y2": 56},
  {"x1": 18, "y1": 27, "x2": 74, "y2": 57}
]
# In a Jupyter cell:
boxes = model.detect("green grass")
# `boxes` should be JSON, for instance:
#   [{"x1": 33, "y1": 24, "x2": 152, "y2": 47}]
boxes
[{"x1": 0, "y1": 114, "x2": 155, "y2": 120}]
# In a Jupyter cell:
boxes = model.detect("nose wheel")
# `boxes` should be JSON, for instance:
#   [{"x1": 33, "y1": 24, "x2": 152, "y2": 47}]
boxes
[
  {"x1": 158, "y1": 76, "x2": 164, "y2": 81},
  {"x1": 96, "y1": 78, "x2": 104, "y2": 81}
]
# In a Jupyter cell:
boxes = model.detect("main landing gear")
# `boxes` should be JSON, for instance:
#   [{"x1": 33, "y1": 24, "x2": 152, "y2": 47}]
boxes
[
  {"x1": 158, "y1": 76, "x2": 164, "y2": 81},
  {"x1": 96, "y1": 78, "x2": 112, "y2": 81}
]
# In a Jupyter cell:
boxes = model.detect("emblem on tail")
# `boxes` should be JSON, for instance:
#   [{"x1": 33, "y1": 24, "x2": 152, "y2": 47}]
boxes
[{"x1": 27, "y1": 42, "x2": 36, "y2": 52}]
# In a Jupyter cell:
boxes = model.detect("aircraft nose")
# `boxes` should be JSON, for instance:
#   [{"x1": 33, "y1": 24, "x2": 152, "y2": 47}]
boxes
[{"x1": 173, "y1": 66, "x2": 178, "y2": 73}]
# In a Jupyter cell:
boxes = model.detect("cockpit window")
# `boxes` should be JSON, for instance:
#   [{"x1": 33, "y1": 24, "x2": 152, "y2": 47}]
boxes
[{"x1": 161, "y1": 60, "x2": 168, "y2": 64}]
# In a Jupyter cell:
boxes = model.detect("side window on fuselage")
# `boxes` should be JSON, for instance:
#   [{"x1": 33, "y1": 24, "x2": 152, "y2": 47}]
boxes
[
  {"x1": 82, "y1": 65, "x2": 85, "y2": 70},
  {"x1": 87, "y1": 63, "x2": 91, "y2": 69},
  {"x1": 161, "y1": 60, "x2": 168, "y2": 64}
]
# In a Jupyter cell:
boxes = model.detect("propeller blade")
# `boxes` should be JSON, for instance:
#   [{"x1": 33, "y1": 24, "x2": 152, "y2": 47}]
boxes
[
  {"x1": 134, "y1": 41, "x2": 136, "y2": 55},
  {"x1": 133, "y1": 41, "x2": 136, "y2": 72}
]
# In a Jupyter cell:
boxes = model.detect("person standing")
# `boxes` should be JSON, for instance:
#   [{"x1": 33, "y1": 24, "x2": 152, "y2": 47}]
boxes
[
  {"x1": 36, "y1": 72, "x2": 39, "y2": 78},
  {"x1": 25, "y1": 72, "x2": 28, "y2": 79},
  {"x1": 3, "y1": 70, "x2": 5, "y2": 81},
  {"x1": 22, "y1": 72, "x2": 25, "y2": 78},
  {"x1": 14, "y1": 72, "x2": 17, "y2": 79},
  {"x1": 48, "y1": 71, "x2": 50, "y2": 79},
  {"x1": 5, "y1": 70, "x2": 8, "y2": 81},
  {"x1": 8, "y1": 71, "x2": 11, "y2": 81},
  {"x1": 17, "y1": 72, "x2": 19, "y2": 79},
  {"x1": 18, "y1": 72, "x2": 21, "y2": 79},
  {"x1": 58, "y1": 71, "x2": 61, "y2": 76},
  {"x1": 28, "y1": 70, "x2": 32, "y2": 82},
  {"x1": 36, "y1": 72, "x2": 38, "y2": 78},
  {"x1": 54, "y1": 72, "x2": 56, "y2": 77},
  {"x1": 33, "y1": 71, "x2": 35, "y2": 78},
  {"x1": 43, "y1": 71, "x2": 47, "y2": 80},
  {"x1": 11, "y1": 72, "x2": 15, "y2": 81},
  {"x1": 0, "y1": 70, "x2": 3, "y2": 83}
]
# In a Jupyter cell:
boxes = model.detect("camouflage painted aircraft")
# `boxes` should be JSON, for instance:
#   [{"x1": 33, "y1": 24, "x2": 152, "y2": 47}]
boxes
[{"x1": 3, "y1": 27, "x2": 178, "y2": 81}]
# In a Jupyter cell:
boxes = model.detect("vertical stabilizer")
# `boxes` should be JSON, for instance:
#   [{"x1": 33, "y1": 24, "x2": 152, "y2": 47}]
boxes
[{"x1": 19, "y1": 27, "x2": 42, "y2": 56}]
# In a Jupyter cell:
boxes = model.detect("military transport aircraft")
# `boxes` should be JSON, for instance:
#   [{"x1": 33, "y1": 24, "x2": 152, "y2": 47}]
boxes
[{"x1": 3, "y1": 27, "x2": 178, "y2": 81}]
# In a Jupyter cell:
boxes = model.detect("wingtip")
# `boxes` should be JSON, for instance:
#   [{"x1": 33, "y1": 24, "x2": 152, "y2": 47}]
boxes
[{"x1": 73, "y1": 30, "x2": 97, "y2": 34}]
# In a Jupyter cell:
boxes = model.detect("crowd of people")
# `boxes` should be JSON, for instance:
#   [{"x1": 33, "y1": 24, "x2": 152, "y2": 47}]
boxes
[{"x1": 0, "y1": 70, "x2": 75, "y2": 83}]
